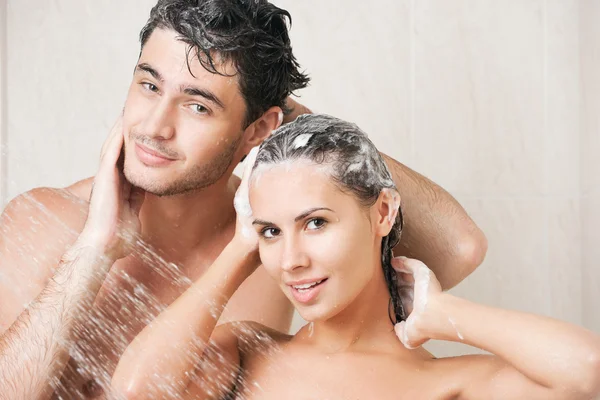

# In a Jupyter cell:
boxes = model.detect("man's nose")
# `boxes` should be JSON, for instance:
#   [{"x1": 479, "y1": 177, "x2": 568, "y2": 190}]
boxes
[{"x1": 139, "y1": 99, "x2": 175, "y2": 140}]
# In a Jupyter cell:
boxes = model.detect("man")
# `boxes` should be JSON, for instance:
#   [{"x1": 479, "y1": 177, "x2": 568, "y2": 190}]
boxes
[{"x1": 0, "y1": 0, "x2": 487, "y2": 398}]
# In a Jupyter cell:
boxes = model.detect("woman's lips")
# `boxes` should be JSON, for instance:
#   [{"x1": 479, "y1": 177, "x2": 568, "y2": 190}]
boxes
[{"x1": 289, "y1": 278, "x2": 328, "y2": 304}]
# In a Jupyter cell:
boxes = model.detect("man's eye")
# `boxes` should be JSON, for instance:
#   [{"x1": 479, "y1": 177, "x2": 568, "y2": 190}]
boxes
[
  {"x1": 190, "y1": 104, "x2": 208, "y2": 114},
  {"x1": 307, "y1": 218, "x2": 327, "y2": 230},
  {"x1": 261, "y1": 227, "x2": 280, "y2": 239},
  {"x1": 141, "y1": 82, "x2": 159, "y2": 92}
]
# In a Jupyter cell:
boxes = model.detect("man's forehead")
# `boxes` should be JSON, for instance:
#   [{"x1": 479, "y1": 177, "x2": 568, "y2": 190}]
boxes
[{"x1": 138, "y1": 28, "x2": 239, "y2": 87}]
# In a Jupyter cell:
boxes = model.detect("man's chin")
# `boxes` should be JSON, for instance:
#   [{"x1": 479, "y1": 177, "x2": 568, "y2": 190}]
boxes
[
  {"x1": 123, "y1": 168, "x2": 172, "y2": 197},
  {"x1": 124, "y1": 170, "x2": 208, "y2": 197}
]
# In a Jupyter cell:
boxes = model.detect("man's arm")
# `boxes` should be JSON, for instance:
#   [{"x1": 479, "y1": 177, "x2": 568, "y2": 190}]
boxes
[
  {"x1": 382, "y1": 154, "x2": 487, "y2": 289},
  {"x1": 0, "y1": 243, "x2": 114, "y2": 399},
  {"x1": 0, "y1": 118, "x2": 143, "y2": 399},
  {"x1": 283, "y1": 98, "x2": 487, "y2": 289}
]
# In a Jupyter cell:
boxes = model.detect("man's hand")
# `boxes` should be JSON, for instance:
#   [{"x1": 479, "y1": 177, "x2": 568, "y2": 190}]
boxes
[
  {"x1": 79, "y1": 117, "x2": 145, "y2": 260},
  {"x1": 282, "y1": 97, "x2": 312, "y2": 125}
]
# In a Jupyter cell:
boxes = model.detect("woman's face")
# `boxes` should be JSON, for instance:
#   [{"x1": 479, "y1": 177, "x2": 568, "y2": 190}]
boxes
[{"x1": 249, "y1": 161, "x2": 385, "y2": 322}]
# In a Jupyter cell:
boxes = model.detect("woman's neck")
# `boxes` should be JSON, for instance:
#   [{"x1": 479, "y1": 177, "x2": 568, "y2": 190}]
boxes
[{"x1": 296, "y1": 267, "x2": 398, "y2": 354}]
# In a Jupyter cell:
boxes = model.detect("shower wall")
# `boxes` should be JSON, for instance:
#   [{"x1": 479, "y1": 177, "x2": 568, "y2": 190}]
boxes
[
  {"x1": 1, "y1": 1, "x2": 597, "y2": 357},
  {"x1": 0, "y1": 0, "x2": 6, "y2": 203},
  {"x1": 581, "y1": 0, "x2": 600, "y2": 334}
]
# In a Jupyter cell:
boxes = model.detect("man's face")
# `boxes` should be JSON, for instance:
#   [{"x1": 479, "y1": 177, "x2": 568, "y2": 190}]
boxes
[{"x1": 122, "y1": 28, "x2": 249, "y2": 196}]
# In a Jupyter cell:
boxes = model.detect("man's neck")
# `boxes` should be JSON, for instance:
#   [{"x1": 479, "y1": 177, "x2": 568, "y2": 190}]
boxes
[{"x1": 138, "y1": 176, "x2": 239, "y2": 257}]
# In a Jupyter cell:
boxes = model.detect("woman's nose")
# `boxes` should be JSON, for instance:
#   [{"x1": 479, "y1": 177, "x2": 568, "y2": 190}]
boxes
[{"x1": 280, "y1": 234, "x2": 310, "y2": 272}]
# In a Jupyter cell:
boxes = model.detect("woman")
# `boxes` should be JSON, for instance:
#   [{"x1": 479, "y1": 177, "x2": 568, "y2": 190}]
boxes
[{"x1": 112, "y1": 114, "x2": 600, "y2": 400}]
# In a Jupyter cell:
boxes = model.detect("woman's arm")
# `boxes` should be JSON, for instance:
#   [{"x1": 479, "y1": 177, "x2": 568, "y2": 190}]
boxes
[
  {"x1": 394, "y1": 257, "x2": 600, "y2": 400},
  {"x1": 111, "y1": 241, "x2": 259, "y2": 399},
  {"x1": 112, "y1": 148, "x2": 263, "y2": 399}
]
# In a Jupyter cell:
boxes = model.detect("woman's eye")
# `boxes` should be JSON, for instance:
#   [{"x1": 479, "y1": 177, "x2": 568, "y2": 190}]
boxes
[
  {"x1": 142, "y1": 82, "x2": 159, "y2": 92},
  {"x1": 261, "y1": 227, "x2": 280, "y2": 239},
  {"x1": 190, "y1": 104, "x2": 208, "y2": 114},
  {"x1": 307, "y1": 218, "x2": 327, "y2": 230}
]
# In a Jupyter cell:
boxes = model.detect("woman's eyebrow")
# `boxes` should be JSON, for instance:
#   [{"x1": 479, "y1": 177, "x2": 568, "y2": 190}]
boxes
[
  {"x1": 252, "y1": 208, "x2": 334, "y2": 226},
  {"x1": 294, "y1": 207, "x2": 334, "y2": 222},
  {"x1": 252, "y1": 218, "x2": 273, "y2": 226}
]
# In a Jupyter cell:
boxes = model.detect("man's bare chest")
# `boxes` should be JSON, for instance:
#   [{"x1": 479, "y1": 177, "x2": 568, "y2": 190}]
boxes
[{"x1": 52, "y1": 250, "x2": 212, "y2": 399}]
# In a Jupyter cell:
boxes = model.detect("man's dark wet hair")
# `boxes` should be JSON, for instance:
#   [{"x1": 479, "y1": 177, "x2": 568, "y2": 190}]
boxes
[
  {"x1": 253, "y1": 114, "x2": 406, "y2": 324},
  {"x1": 139, "y1": 0, "x2": 310, "y2": 127}
]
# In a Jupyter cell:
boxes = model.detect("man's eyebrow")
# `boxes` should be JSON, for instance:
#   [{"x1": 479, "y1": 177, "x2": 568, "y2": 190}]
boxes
[
  {"x1": 252, "y1": 208, "x2": 334, "y2": 226},
  {"x1": 135, "y1": 63, "x2": 163, "y2": 82},
  {"x1": 180, "y1": 85, "x2": 225, "y2": 110}
]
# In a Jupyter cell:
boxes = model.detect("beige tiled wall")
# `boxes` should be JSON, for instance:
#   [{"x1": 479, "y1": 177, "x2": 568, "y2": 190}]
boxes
[
  {"x1": 0, "y1": 0, "x2": 6, "y2": 204},
  {"x1": 2, "y1": 1, "x2": 598, "y2": 357},
  {"x1": 581, "y1": 0, "x2": 600, "y2": 333}
]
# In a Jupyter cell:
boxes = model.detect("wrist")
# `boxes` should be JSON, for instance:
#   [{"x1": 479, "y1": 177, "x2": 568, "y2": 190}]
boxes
[
  {"x1": 75, "y1": 230, "x2": 121, "y2": 262},
  {"x1": 422, "y1": 293, "x2": 468, "y2": 342},
  {"x1": 224, "y1": 240, "x2": 261, "y2": 275}
]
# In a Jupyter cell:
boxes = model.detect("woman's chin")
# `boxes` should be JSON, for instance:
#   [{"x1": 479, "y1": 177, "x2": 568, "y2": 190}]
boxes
[{"x1": 295, "y1": 303, "x2": 338, "y2": 323}]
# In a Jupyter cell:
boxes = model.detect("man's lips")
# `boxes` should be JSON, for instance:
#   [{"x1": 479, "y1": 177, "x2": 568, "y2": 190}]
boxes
[
  {"x1": 136, "y1": 143, "x2": 176, "y2": 160},
  {"x1": 134, "y1": 143, "x2": 177, "y2": 167}
]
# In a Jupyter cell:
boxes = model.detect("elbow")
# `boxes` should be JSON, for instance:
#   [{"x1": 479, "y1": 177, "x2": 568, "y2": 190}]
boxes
[
  {"x1": 557, "y1": 348, "x2": 600, "y2": 399},
  {"x1": 444, "y1": 228, "x2": 488, "y2": 289},
  {"x1": 111, "y1": 376, "x2": 144, "y2": 400},
  {"x1": 111, "y1": 363, "x2": 156, "y2": 400},
  {"x1": 574, "y1": 349, "x2": 600, "y2": 399},
  {"x1": 458, "y1": 227, "x2": 488, "y2": 272}
]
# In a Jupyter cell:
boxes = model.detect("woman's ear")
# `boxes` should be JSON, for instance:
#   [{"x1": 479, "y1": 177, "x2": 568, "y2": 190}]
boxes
[
  {"x1": 242, "y1": 106, "x2": 283, "y2": 150},
  {"x1": 373, "y1": 189, "x2": 401, "y2": 238}
]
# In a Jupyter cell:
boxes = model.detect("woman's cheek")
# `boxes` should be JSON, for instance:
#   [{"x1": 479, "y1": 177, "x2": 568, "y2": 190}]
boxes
[
  {"x1": 307, "y1": 228, "x2": 351, "y2": 267},
  {"x1": 258, "y1": 242, "x2": 281, "y2": 278}
]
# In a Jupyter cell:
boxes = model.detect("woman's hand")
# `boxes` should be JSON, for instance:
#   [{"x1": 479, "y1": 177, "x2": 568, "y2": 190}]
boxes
[
  {"x1": 233, "y1": 146, "x2": 261, "y2": 259},
  {"x1": 392, "y1": 256, "x2": 443, "y2": 349}
]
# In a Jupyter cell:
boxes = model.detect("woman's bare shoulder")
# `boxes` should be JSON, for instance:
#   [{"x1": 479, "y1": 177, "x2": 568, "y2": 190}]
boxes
[{"x1": 425, "y1": 353, "x2": 504, "y2": 388}]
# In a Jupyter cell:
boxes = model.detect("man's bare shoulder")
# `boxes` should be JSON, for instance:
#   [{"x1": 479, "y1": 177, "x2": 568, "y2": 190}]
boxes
[
  {"x1": 2, "y1": 178, "x2": 93, "y2": 231},
  {"x1": 64, "y1": 176, "x2": 94, "y2": 201},
  {"x1": 0, "y1": 179, "x2": 94, "y2": 331}
]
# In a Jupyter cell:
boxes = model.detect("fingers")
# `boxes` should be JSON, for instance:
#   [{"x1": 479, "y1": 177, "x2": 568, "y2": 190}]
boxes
[
  {"x1": 392, "y1": 256, "x2": 432, "y2": 277},
  {"x1": 394, "y1": 321, "x2": 417, "y2": 350},
  {"x1": 235, "y1": 146, "x2": 260, "y2": 217},
  {"x1": 391, "y1": 256, "x2": 412, "y2": 274},
  {"x1": 100, "y1": 116, "x2": 124, "y2": 160},
  {"x1": 241, "y1": 146, "x2": 260, "y2": 184},
  {"x1": 100, "y1": 126, "x2": 125, "y2": 172}
]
